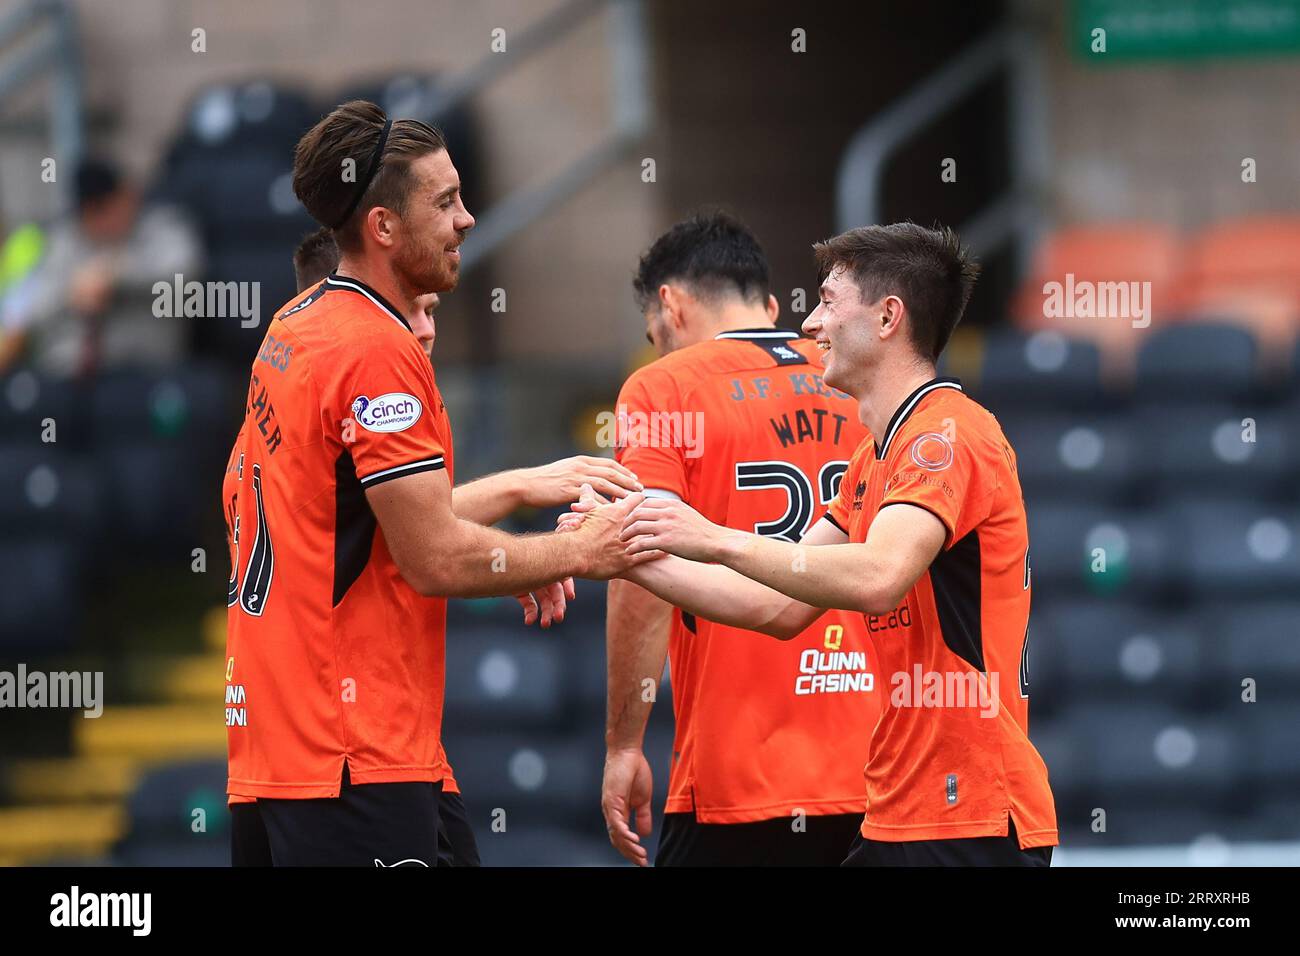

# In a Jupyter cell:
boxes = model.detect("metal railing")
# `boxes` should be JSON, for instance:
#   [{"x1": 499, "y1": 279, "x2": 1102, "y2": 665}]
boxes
[
  {"x1": 0, "y1": 0, "x2": 84, "y2": 207},
  {"x1": 835, "y1": 27, "x2": 1048, "y2": 277}
]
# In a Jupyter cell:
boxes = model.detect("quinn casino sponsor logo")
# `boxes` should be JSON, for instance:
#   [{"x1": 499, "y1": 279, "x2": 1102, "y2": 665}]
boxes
[
  {"x1": 909, "y1": 432, "x2": 954, "y2": 471},
  {"x1": 352, "y1": 392, "x2": 423, "y2": 433}
]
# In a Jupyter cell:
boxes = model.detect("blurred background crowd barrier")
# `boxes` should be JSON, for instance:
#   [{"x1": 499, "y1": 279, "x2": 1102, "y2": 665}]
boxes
[{"x1": 0, "y1": 0, "x2": 1298, "y2": 865}]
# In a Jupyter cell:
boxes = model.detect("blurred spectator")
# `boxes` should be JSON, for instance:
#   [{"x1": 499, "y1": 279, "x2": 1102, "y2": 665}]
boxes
[
  {"x1": 0, "y1": 219, "x2": 46, "y2": 369},
  {"x1": 0, "y1": 157, "x2": 204, "y2": 378}
]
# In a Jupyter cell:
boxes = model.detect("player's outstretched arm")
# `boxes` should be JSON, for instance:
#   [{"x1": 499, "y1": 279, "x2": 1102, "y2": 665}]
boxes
[
  {"x1": 368, "y1": 467, "x2": 647, "y2": 598},
  {"x1": 602, "y1": 578, "x2": 672, "y2": 865},
  {"x1": 622, "y1": 498, "x2": 947, "y2": 620},
  {"x1": 622, "y1": 526, "x2": 843, "y2": 640},
  {"x1": 452, "y1": 456, "x2": 642, "y2": 526}
]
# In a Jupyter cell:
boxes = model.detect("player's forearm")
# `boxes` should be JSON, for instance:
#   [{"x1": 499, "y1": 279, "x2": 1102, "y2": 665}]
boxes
[
  {"x1": 421, "y1": 519, "x2": 586, "y2": 598},
  {"x1": 625, "y1": 554, "x2": 812, "y2": 638},
  {"x1": 605, "y1": 579, "x2": 672, "y2": 750},
  {"x1": 716, "y1": 533, "x2": 896, "y2": 616},
  {"x1": 451, "y1": 470, "x2": 525, "y2": 525}
]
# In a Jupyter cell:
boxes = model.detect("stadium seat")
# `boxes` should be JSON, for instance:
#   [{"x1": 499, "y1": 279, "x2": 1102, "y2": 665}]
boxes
[
  {"x1": 120, "y1": 759, "x2": 227, "y2": 840},
  {"x1": 440, "y1": 731, "x2": 602, "y2": 828},
  {"x1": 999, "y1": 410, "x2": 1135, "y2": 506},
  {"x1": 0, "y1": 369, "x2": 84, "y2": 445},
  {"x1": 1026, "y1": 717, "x2": 1089, "y2": 803},
  {"x1": 0, "y1": 445, "x2": 103, "y2": 538},
  {"x1": 98, "y1": 443, "x2": 213, "y2": 550},
  {"x1": 1012, "y1": 223, "x2": 1183, "y2": 380},
  {"x1": 1038, "y1": 599, "x2": 1205, "y2": 705},
  {"x1": 113, "y1": 758, "x2": 229, "y2": 866},
  {"x1": 167, "y1": 81, "x2": 317, "y2": 159},
  {"x1": 1204, "y1": 601, "x2": 1300, "y2": 700},
  {"x1": 1133, "y1": 402, "x2": 1294, "y2": 503},
  {"x1": 1133, "y1": 323, "x2": 1259, "y2": 402},
  {"x1": 0, "y1": 538, "x2": 82, "y2": 653},
  {"x1": 441, "y1": 625, "x2": 566, "y2": 728},
  {"x1": 199, "y1": 246, "x2": 302, "y2": 363},
  {"x1": 1063, "y1": 704, "x2": 1245, "y2": 799},
  {"x1": 1241, "y1": 703, "x2": 1300, "y2": 792},
  {"x1": 1165, "y1": 498, "x2": 1300, "y2": 598},
  {"x1": 1025, "y1": 503, "x2": 1171, "y2": 598},
  {"x1": 966, "y1": 329, "x2": 1106, "y2": 415},
  {"x1": 89, "y1": 364, "x2": 235, "y2": 445},
  {"x1": 1181, "y1": 216, "x2": 1300, "y2": 358}
]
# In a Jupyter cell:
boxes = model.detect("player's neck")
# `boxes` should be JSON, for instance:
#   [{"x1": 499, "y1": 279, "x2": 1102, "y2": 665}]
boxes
[
  {"x1": 335, "y1": 254, "x2": 419, "y2": 321},
  {"x1": 859, "y1": 358, "x2": 938, "y2": 443},
  {"x1": 703, "y1": 304, "x2": 776, "y2": 340}
]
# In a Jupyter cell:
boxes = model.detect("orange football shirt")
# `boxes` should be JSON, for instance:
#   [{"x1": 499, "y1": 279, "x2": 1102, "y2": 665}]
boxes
[
  {"x1": 616, "y1": 329, "x2": 878, "y2": 823},
  {"x1": 825, "y1": 377, "x2": 1057, "y2": 848},
  {"x1": 223, "y1": 274, "x2": 454, "y2": 800}
]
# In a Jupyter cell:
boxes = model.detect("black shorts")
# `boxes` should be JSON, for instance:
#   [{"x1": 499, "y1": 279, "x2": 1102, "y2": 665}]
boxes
[
  {"x1": 656, "y1": 811, "x2": 862, "y2": 866},
  {"x1": 840, "y1": 818, "x2": 1053, "y2": 867},
  {"x1": 434, "y1": 790, "x2": 481, "y2": 867},
  {"x1": 230, "y1": 764, "x2": 472, "y2": 867}
]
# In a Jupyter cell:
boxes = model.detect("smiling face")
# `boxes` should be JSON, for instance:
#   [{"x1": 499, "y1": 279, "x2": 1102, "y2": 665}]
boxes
[
  {"x1": 802, "y1": 264, "x2": 880, "y2": 397},
  {"x1": 391, "y1": 150, "x2": 474, "y2": 296}
]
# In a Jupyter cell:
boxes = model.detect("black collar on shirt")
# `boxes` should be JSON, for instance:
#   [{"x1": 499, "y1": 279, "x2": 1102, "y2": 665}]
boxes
[
  {"x1": 713, "y1": 327, "x2": 801, "y2": 342},
  {"x1": 876, "y1": 377, "x2": 963, "y2": 460},
  {"x1": 323, "y1": 272, "x2": 412, "y2": 332}
]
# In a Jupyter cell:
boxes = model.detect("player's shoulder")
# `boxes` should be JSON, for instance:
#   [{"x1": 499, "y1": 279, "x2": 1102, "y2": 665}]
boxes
[
  {"x1": 885, "y1": 378, "x2": 1005, "y2": 464},
  {"x1": 277, "y1": 275, "x2": 418, "y2": 358},
  {"x1": 624, "y1": 329, "x2": 816, "y2": 391}
]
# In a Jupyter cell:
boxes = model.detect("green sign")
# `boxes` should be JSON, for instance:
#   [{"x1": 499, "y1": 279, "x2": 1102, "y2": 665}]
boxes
[{"x1": 1073, "y1": 0, "x2": 1300, "y2": 60}]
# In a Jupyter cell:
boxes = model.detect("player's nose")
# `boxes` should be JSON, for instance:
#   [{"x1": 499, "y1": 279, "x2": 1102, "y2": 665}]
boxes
[{"x1": 801, "y1": 309, "x2": 822, "y2": 337}]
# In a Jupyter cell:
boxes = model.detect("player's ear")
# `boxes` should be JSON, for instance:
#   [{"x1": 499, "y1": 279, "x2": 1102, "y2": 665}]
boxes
[
  {"x1": 879, "y1": 295, "x2": 906, "y2": 340},
  {"x1": 660, "y1": 284, "x2": 686, "y2": 329},
  {"x1": 766, "y1": 294, "x2": 779, "y2": 323},
  {"x1": 367, "y1": 206, "x2": 396, "y2": 249}
]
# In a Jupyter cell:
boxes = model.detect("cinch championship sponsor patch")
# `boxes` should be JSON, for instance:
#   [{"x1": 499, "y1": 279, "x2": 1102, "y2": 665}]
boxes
[{"x1": 352, "y1": 392, "x2": 422, "y2": 432}]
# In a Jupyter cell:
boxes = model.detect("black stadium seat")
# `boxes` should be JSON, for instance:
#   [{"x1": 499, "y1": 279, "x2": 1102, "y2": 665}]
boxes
[
  {"x1": 112, "y1": 759, "x2": 229, "y2": 866},
  {"x1": 441, "y1": 625, "x2": 566, "y2": 728},
  {"x1": 1000, "y1": 411, "x2": 1136, "y2": 505},
  {"x1": 1062, "y1": 704, "x2": 1244, "y2": 799},
  {"x1": 968, "y1": 329, "x2": 1105, "y2": 413},
  {"x1": 1134, "y1": 323, "x2": 1258, "y2": 402},
  {"x1": 1165, "y1": 498, "x2": 1300, "y2": 598},
  {"x1": 1040, "y1": 599, "x2": 1205, "y2": 704},
  {"x1": 166, "y1": 81, "x2": 317, "y2": 162},
  {"x1": 0, "y1": 370, "x2": 84, "y2": 445},
  {"x1": 0, "y1": 537, "x2": 82, "y2": 654},
  {"x1": 441, "y1": 731, "x2": 602, "y2": 828},
  {"x1": 1205, "y1": 601, "x2": 1300, "y2": 698},
  {"x1": 1025, "y1": 503, "x2": 1171, "y2": 597},
  {"x1": 1134, "y1": 402, "x2": 1295, "y2": 503}
]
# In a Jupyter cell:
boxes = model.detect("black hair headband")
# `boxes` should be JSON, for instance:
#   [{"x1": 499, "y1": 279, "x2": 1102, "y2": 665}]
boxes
[{"x1": 333, "y1": 117, "x2": 392, "y2": 229}]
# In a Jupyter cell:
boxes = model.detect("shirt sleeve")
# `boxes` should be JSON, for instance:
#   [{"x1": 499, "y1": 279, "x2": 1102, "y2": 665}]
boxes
[
  {"x1": 613, "y1": 365, "x2": 690, "y2": 500},
  {"x1": 878, "y1": 422, "x2": 993, "y2": 549},
  {"x1": 824, "y1": 451, "x2": 861, "y2": 534},
  {"x1": 333, "y1": 334, "x2": 449, "y2": 490}
]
